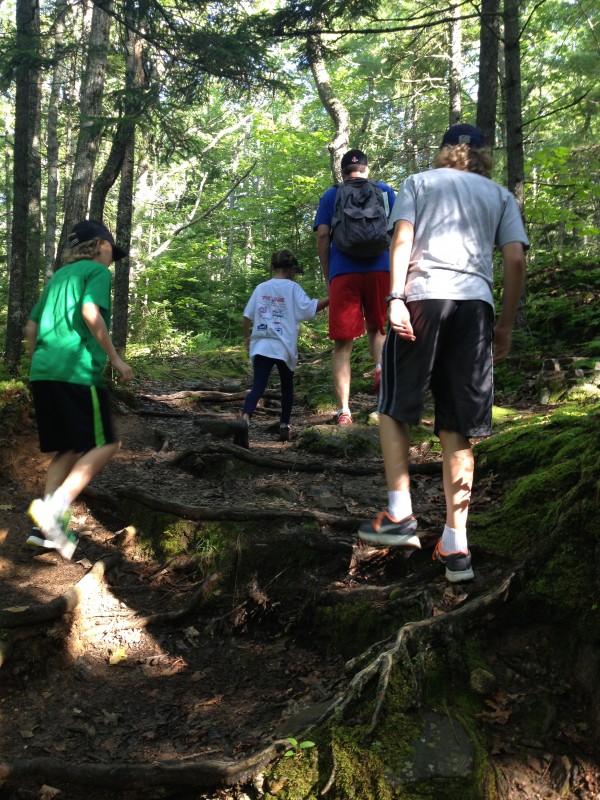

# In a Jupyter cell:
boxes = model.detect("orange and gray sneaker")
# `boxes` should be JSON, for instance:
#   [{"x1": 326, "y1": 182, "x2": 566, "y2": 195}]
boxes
[
  {"x1": 337, "y1": 410, "x2": 352, "y2": 425},
  {"x1": 432, "y1": 540, "x2": 474, "y2": 583},
  {"x1": 358, "y1": 510, "x2": 420, "y2": 548}
]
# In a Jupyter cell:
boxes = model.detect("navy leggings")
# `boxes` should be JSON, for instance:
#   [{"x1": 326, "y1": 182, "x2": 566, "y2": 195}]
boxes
[{"x1": 243, "y1": 354, "x2": 294, "y2": 424}]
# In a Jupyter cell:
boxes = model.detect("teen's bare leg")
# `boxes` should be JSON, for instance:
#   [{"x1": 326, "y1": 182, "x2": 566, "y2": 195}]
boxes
[
  {"x1": 50, "y1": 443, "x2": 121, "y2": 505},
  {"x1": 439, "y1": 430, "x2": 473, "y2": 531},
  {"x1": 332, "y1": 339, "x2": 353, "y2": 411},
  {"x1": 379, "y1": 414, "x2": 411, "y2": 492}
]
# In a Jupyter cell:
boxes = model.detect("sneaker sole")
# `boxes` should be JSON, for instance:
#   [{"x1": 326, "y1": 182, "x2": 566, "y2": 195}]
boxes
[
  {"x1": 358, "y1": 532, "x2": 422, "y2": 549},
  {"x1": 26, "y1": 534, "x2": 58, "y2": 550},
  {"x1": 445, "y1": 565, "x2": 475, "y2": 582}
]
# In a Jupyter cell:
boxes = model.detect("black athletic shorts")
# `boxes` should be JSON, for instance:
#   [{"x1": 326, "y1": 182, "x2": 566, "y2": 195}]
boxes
[
  {"x1": 30, "y1": 381, "x2": 117, "y2": 453},
  {"x1": 378, "y1": 299, "x2": 494, "y2": 438}
]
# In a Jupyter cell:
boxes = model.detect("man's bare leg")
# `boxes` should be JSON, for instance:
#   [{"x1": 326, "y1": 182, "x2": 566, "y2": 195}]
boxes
[
  {"x1": 366, "y1": 326, "x2": 385, "y2": 368},
  {"x1": 332, "y1": 339, "x2": 353, "y2": 415},
  {"x1": 57, "y1": 442, "x2": 121, "y2": 505}
]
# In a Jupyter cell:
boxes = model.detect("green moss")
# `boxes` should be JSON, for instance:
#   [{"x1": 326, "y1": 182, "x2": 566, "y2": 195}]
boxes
[{"x1": 265, "y1": 746, "x2": 320, "y2": 799}]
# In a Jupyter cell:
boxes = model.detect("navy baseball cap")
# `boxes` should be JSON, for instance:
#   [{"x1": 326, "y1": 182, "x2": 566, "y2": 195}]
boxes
[
  {"x1": 68, "y1": 220, "x2": 128, "y2": 261},
  {"x1": 441, "y1": 124, "x2": 486, "y2": 148},
  {"x1": 341, "y1": 149, "x2": 368, "y2": 169}
]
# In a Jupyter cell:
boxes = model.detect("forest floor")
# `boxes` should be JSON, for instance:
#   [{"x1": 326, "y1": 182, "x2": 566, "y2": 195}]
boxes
[{"x1": 0, "y1": 364, "x2": 598, "y2": 800}]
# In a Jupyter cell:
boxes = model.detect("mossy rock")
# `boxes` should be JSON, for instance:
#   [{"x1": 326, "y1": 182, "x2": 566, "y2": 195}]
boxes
[{"x1": 298, "y1": 424, "x2": 380, "y2": 458}]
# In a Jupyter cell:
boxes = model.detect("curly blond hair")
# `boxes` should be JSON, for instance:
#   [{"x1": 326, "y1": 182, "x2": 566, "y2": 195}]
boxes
[
  {"x1": 63, "y1": 239, "x2": 101, "y2": 265},
  {"x1": 434, "y1": 144, "x2": 493, "y2": 178}
]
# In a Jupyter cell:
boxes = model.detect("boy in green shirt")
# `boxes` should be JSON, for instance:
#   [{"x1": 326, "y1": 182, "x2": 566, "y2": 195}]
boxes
[{"x1": 25, "y1": 220, "x2": 133, "y2": 559}]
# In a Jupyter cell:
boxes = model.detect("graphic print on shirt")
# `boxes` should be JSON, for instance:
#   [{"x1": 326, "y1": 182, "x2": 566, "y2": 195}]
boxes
[{"x1": 257, "y1": 293, "x2": 288, "y2": 339}]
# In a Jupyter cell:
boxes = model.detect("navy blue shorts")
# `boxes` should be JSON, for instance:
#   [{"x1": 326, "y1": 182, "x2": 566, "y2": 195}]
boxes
[
  {"x1": 378, "y1": 299, "x2": 494, "y2": 438},
  {"x1": 30, "y1": 381, "x2": 117, "y2": 453}
]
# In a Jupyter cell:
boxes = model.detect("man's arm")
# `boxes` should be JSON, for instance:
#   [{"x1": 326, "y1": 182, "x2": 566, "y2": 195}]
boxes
[
  {"x1": 388, "y1": 220, "x2": 416, "y2": 341},
  {"x1": 81, "y1": 302, "x2": 133, "y2": 381},
  {"x1": 494, "y1": 242, "x2": 526, "y2": 362},
  {"x1": 316, "y1": 224, "x2": 331, "y2": 283}
]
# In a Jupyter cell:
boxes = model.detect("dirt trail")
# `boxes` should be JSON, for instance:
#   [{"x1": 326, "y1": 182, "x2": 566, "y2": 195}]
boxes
[{"x1": 0, "y1": 381, "x2": 597, "y2": 799}]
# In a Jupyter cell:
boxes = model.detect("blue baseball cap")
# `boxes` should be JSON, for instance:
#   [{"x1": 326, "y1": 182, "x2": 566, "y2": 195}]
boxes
[{"x1": 441, "y1": 124, "x2": 486, "y2": 148}]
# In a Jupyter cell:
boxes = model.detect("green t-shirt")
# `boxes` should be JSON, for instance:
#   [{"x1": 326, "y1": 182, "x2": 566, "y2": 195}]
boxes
[{"x1": 29, "y1": 259, "x2": 112, "y2": 386}]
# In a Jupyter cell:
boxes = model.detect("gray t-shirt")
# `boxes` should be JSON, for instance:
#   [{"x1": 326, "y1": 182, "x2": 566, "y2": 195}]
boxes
[{"x1": 389, "y1": 168, "x2": 529, "y2": 307}]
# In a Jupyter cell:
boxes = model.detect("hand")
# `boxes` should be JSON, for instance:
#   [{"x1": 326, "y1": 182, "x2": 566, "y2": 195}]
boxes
[
  {"x1": 112, "y1": 357, "x2": 133, "y2": 382},
  {"x1": 389, "y1": 300, "x2": 416, "y2": 341},
  {"x1": 493, "y1": 325, "x2": 513, "y2": 363}
]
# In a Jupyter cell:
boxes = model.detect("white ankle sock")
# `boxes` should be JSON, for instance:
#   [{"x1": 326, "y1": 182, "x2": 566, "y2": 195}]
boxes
[
  {"x1": 441, "y1": 524, "x2": 468, "y2": 553},
  {"x1": 387, "y1": 490, "x2": 412, "y2": 521},
  {"x1": 47, "y1": 488, "x2": 70, "y2": 517}
]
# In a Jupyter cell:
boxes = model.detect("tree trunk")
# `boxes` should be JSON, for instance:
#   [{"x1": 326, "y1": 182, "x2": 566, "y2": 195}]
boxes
[
  {"x1": 44, "y1": 0, "x2": 70, "y2": 281},
  {"x1": 4, "y1": 130, "x2": 12, "y2": 268},
  {"x1": 448, "y1": 3, "x2": 462, "y2": 126},
  {"x1": 4, "y1": 0, "x2": 41, "y2": 371},
  {"x1": 306, "y1": 21, "x2": 350, "y2": 185},
  {"x1": 112, "y1": 5, "x2": 145, "y2": 353},
  {"x1": 476, "y1": 0, "x2": 500, "y2": 149},
  {"x1": 503, "y1": 0, "x2": 525, "y2": 214},
  {"x1": 54, "y1": 0, "x2": 112, "y2": 269}
]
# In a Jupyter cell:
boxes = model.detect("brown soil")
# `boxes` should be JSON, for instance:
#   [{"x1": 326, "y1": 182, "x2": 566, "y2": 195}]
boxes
[{"x1": 0, "y1": 376, "x2": 598, "y2": 800}]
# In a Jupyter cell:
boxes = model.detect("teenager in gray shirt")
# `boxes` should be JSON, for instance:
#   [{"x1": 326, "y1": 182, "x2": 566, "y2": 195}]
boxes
[{"x1": 358, "y1": 124, "x2": 528, "y2": 583}]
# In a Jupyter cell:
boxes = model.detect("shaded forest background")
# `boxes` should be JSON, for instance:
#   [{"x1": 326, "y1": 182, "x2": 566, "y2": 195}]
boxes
[{"x1": 0, "y1": 0, "x2": 598, "y2": 373}]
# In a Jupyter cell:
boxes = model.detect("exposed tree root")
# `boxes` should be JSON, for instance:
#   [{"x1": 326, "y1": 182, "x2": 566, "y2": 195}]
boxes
[
  {"x1": 315, "y1": 526, "x2": 567, "y2": 736},
  {"x1": 140, "y1": 388, "x2": 280, "y2": 404},
  {"x1": 173, "y1": 442, "x2": 441, "y2": 477},
  {"x1": 117, "y1": 485, "x2": 361, "y2": 530},
  {"x1": 0, "y1": 554, "x2": 120, "y2": 629},
  {"x1": 0, "y1": 740, "x2": 288, "y2": 790}
]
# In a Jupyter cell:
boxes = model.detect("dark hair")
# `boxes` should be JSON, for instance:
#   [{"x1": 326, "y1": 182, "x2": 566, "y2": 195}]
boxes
[
  {"x1": 434, "y1": 144, "x2": 493, "y2": 178},
  {"x1": 341, "y1": 163, "x2": 368, "y2": 178},
  {"x1": 271, "y1": 249, "x2": 299, "y2": 271}
]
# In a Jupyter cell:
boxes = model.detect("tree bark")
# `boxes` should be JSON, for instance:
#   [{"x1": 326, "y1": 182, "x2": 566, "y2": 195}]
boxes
[
  {"x1": 112, "y1": 5, "x2": 145, "y2": 352},
  {"x1": 306, "y1": 21, "x2": 350, "y2": 185},
  {"x1": 476, "y1": 0, "x2": 500, "y2": 149},
  {"x1": 4, "y1": 0, "x2": 41, "y2": 371},
  {"x1": 448, "y1": 3, "x2": 462, "y2": 126},
  {"x1": 503, "y1": 0, "x2": 525, "y2": 214},
  {"x1": 44, "y1": 0, "x2": 70, "y2": 281},
  {"x1": 54, "y1": 0, "x2": 112, "y2": 269}
]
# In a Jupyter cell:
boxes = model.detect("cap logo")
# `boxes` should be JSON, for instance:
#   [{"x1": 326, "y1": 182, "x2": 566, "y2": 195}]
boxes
[
  {"x1": 458, "y1": 135, "x2": 472, "y2": 144},
  {"x1": 351, "y1": 156, "x2": 359, "y2": 163}
]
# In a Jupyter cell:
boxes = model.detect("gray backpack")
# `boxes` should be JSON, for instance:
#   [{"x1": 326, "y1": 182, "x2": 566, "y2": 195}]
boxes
[{"x1": 331, "y1": 179, "x2": 391, "y2": 259}]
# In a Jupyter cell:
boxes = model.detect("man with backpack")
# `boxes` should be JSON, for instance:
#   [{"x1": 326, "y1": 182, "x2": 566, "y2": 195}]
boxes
[{"x1": 314, "y1": 149, "x2": 396, "y2": 424}]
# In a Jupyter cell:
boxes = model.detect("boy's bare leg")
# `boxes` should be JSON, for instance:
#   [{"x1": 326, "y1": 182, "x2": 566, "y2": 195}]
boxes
[
  {"x1": 55, "y1": 442, "x2": 121, "y2": 505},
  {"x1": 379, "y1": 414, "x2": 411, "y2": 492},
  {"x1": 45, "y1": 451, "x2": 80, "y2": 496},
  {"x1": 439, "y1": 429, "x2": 473, "y2": 531}
]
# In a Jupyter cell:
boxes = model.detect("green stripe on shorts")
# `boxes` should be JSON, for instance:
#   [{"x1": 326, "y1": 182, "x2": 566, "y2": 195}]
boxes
[{"x1": 90, "y1": 386, "x2": 107, "y2": 447}]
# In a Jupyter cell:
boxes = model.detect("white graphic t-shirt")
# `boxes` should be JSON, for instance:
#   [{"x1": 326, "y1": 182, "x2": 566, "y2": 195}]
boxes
[{"x1": 244, "y1": 278, "x2": 319, "y2": 371}]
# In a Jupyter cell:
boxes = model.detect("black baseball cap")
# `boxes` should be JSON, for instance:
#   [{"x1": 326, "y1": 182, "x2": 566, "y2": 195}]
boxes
[
  {"x1": 341, "y1": 149, "x2": 368, "y2": 169},
  {"x1": 68, "y1": 220, "x2": 128, "y2": 261},
  {"x1": 441, "y1": 124, "x2": 486, "y2": 148}
]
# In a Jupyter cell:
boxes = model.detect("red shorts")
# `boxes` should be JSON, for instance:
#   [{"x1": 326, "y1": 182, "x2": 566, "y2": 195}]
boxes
[{"x1": 328, "y1": 271, "x2": 389, "y2": 341}]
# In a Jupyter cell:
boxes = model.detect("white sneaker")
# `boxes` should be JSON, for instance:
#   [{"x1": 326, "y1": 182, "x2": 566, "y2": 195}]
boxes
[{"x1": 28, "y1": 498, "x2": 78, "y2": 560}]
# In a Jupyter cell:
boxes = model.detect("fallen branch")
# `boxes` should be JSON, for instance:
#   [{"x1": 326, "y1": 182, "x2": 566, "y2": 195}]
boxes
[{"x1": 140, "y1": 572, "x2": 221, "y2": 626}]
